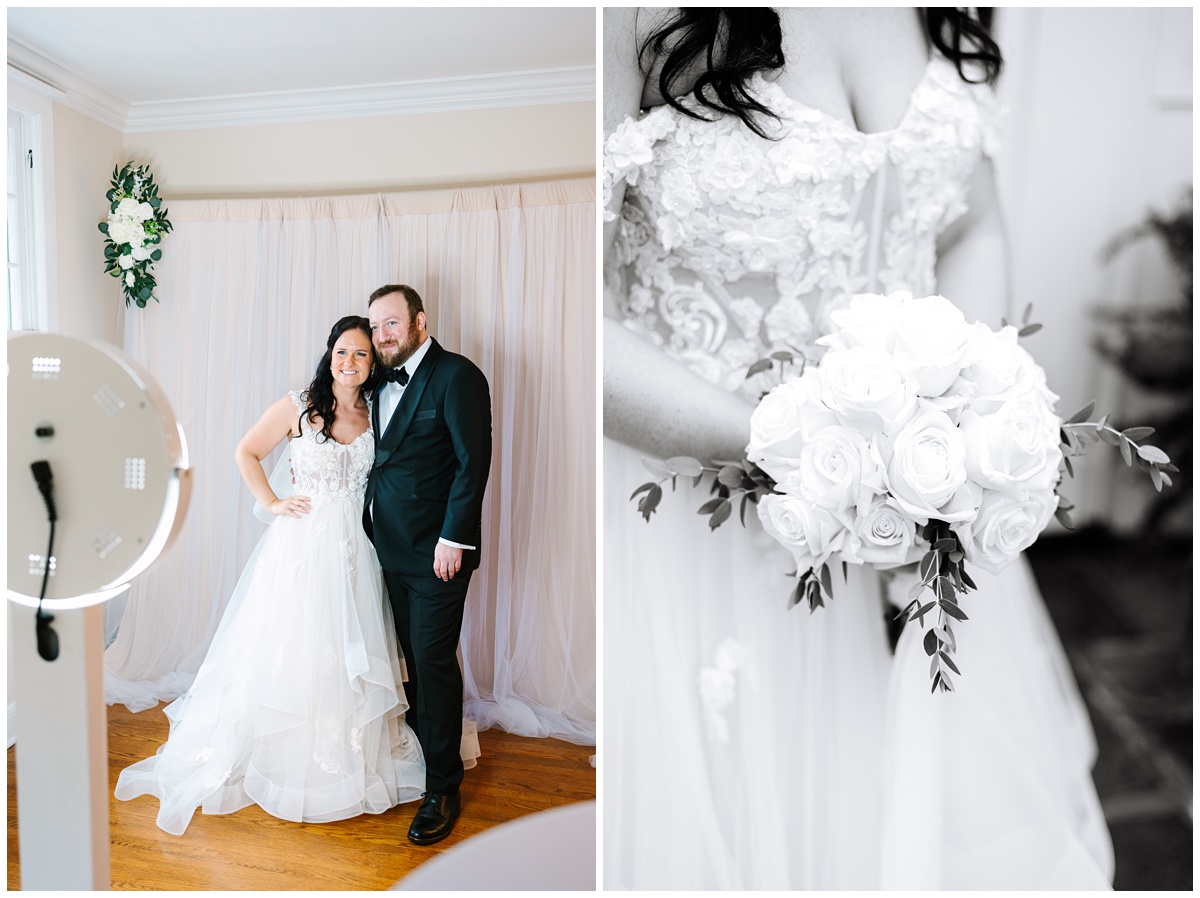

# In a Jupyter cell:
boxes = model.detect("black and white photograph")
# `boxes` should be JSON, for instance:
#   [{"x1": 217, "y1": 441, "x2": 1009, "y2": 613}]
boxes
[
  {"x1": 7, "y1": 7, "x2": 595, "y2": 891},
  {"x1": 602, "y1": 6, "x2": 1190, "y2": 890}
]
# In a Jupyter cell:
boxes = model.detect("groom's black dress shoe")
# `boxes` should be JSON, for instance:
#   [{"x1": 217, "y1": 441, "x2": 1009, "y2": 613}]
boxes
[{"x1": 408, "y1": 791, "x2": 461, "y2": 845}]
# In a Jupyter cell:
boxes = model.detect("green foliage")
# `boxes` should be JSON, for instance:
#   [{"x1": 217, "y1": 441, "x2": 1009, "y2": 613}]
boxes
[{"x1": 99, "y1": 161, "x2": 172, "y2": 309}]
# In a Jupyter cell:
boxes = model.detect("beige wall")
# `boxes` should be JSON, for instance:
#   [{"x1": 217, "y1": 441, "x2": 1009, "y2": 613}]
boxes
[
  {"x1": 123, "y1": 101, "x2": 596, "y2": 198},
  {"x1": 52, "y1": 103, "x2": 127, "y2": 346}
]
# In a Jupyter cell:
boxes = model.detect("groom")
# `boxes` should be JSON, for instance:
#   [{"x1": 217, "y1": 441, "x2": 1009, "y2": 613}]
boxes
[{"x1": 363, "y1": 284, "x2": 492, "y2": 844}]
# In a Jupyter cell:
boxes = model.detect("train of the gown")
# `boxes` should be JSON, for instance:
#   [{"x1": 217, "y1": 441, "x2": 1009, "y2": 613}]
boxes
[{"x1": 115, "y1": 498, "x2": 426, "y2": 835}]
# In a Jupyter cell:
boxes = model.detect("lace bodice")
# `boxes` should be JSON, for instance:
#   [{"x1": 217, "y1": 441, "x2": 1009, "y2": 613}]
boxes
[
  {"x1": 603, "y1": 55, "x2": 1002, "y2": 397},
  {"x1": 287, "y1": 391, "x2": 374, "y2": 502}
]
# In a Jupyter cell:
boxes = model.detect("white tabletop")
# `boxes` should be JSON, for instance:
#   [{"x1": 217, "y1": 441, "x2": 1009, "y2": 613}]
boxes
[{"x1": 393, "y1": 800, "x2": 596, "y2": 891}]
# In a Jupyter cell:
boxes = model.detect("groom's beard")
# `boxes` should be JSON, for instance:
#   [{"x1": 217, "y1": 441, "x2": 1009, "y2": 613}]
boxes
[{"x1": 377, "y1": 330, "x2": 421, "y2": 368}]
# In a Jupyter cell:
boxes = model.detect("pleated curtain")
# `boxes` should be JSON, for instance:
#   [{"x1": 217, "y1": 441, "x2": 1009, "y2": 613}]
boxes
[{"x1": 103, "y1": 178, "x2": 596, "y2": 745}]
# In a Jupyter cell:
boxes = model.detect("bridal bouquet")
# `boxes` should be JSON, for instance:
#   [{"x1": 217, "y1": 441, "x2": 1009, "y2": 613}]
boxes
[
  {"x1": 98, "y1": 162, "x2": 172, "y2": 308},
  {"x1": 632, "y1": 292, "x2": 1176, "y2": 692}
]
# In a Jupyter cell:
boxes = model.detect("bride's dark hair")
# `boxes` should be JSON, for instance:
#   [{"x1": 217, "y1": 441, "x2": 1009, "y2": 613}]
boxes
[
  {"x1": 301, "y1": 315, "x2": 378, "y2": 443},
  {"x1": 640, "y1": 8, "x2": 1003, "y2": 139}
]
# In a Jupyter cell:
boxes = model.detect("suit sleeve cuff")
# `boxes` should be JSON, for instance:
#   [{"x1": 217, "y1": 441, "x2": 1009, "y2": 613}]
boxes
[{"x1": 438, "y1": 537, "x2": 476, "y2": 551}]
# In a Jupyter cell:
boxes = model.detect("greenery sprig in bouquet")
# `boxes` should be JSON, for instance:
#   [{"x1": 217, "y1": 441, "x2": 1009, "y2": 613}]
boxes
[
  {"x1": 98, "y1": 162, "x2": 172, "y2": 308},
  {"x1": 631, "y1": 293, "x2": 1176, "y2": 693}
]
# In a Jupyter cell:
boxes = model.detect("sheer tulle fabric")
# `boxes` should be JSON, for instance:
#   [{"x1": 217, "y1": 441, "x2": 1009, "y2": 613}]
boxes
[
  {"x1": 605, "y1": 441, "x2": 1113, "y2": 888},
  {"x1": 106, "y1": 181, "x2": 596, "y2": 747},
  {"x1": 115, "y1": 430, "x2": 425, "y2": 834}
]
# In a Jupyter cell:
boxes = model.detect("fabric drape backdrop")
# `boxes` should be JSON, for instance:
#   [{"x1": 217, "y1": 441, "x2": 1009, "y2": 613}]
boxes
[{"x1": 103, "y1": 178, "x2": 596, "y2": 746}]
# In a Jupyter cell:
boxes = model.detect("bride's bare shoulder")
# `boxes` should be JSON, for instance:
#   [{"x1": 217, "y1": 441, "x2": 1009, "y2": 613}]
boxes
[{"x1": 604, "y1": 8, "x2": 696, "y2": 117}]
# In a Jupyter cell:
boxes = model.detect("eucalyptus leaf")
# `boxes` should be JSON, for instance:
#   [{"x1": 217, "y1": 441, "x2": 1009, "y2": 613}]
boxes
[
  {"x1": 708, "y1": 499, "x2": 732, "y2": 530},
  {"x1": 1121, "y1": 426, "x2": 1155, "y2": 441},
  {"x1": 819, "y1": 563, "x2": 833, "y2": 599},
  {"x1": 641, "y1": 457, "x2": 672, "y2": 478},
  {"x1": 1136, "y1": 444, "x2": 1170, "y2": 465},
  {"x1": 637, "y1": 484, "x2": 663, "y2": 521},
  {"x1": 960, "y1": 568, "x2": 977, "y2": 590},
  {"x1": 666, "y1": 456, "x2": 704, "y2": 477},
  {"x1": 697, "y1": 497, "x2": 724, "y2": 515},
  {"x1": 745, "y1": 358, "x2": 773, "y2": 379},
  {"x1": 629, "y1": 481, "x2": 656, "y2": 501},
  {"x1": 938, "y1": 651, "x2": 961, "y2": 675},
  {"x1": 1097, "y1": 427, "x2": 1121, "y2": 446},
  {"x1": 921, "y1": 629, "x2": 940, "y2": 657},
  {"x1": 1150, "y1": 466, "x2": 1163, "y2": 492},
  {"x1": 931, "y1": 672, "x2": 942, "y2": 694},
  {"x1": 1065, "y1": 400, "x2": 1096, "y2": 424},
  {"x1": 1160, "y1": 472, "x2": 1173, "y2": 488},
  {"x1": 1119, "y1": 437, "x2": 1133, "y2": 466},
  {"x1": 1063, "y1": 455, "x2": 1074, "y2": 478},
  {"x1": 717, "y1": 464, "x2": 744, "y2": 488},
  {"x1": 1017, "y1": 323, "x2": 1043, "y2": 337},
  {"x1": 770, "y1": 350, "x2": 794, "y2": 362},
  {"x1": 939, "y1": 600, "x2": 969, "y2": 622}
]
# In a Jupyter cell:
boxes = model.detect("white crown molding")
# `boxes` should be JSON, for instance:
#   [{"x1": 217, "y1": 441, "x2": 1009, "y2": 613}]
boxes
[
  {"x1": 124, "y1": 65, "x2": 596, "y2": 133},
  {"x1": 8, "y1": 33, "x2": 593, "y2": 133},
  {"x1": 7, "y1": 36, "x2": 130, "y2": 131}
]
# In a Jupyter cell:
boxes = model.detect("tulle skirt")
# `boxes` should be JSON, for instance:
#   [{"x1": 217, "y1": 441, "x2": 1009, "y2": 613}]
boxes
[
  {"x1": 115, "y1": 495, "x2": 426, "y2": 835},
  {"x1": 603, "y1": 438, "x2": 1114, "y2": 889}
]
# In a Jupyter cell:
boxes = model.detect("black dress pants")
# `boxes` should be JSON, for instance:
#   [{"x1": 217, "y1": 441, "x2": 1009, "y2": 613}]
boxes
[{"x1": 383, "y1": 568, "x2": 470, "y2": 797}]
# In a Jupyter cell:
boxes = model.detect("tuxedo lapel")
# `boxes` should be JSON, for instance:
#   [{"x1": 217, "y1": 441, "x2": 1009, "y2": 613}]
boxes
[{"x1": 376, "y1": 338, "x2": 443, "y2": 461}]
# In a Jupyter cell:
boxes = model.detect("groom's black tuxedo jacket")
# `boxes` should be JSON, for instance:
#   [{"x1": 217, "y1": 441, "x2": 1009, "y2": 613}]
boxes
[{"x1": 365, "y1": 338, "x2": 492, "y2": 579}]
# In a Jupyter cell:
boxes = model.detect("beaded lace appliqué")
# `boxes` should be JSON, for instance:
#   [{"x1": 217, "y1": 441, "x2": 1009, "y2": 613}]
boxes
[
  {"x1": 287, "y1": 391, "x2": 373, "y2": 503},
  {"x1": 603, "y1": 56, "x2": 1003, "y2": 400}
]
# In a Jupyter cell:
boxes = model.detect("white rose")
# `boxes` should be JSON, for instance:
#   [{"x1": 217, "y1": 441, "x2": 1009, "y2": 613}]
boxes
[
  {"x1": 957, "y1": 488, "x2": 1058, "y2": 573},
  {"x1": 961, "y1": 324, "x2": 1056, "y2": 412},
  {"x1": 118, "y1": 253, "x2": 134, "y2": 270},
  {"x1": 125, "y1": 271, "x2": 135, "y2": 287},
  {"x1": 131, "y1": 245, "x2": 152, "y2": 262},
  {"x1": 115, "y1": 197, "x2": 141, "y2": 218},
  {"x1": 891, "y1": 294, "x2": 972, "y2": 398},
  {"x1": 820, "y1": 292, "x2": 905, "y2": 353},
  {"x1": 818, "y1": 345, "x2": 917, "y2": 436},
  {"x1": 136, "y1": 202, "x2": 155, "y2": 221},
  {"x1": 777, "y1": 424, "x2": 883, "y2": 515},
  {"x1": 961, "y1": 388, "x2": 1063, "y2": 497},
  {"x1": 746, "y1": 372, "x2": 837, "y2": 481},
  {"x1": 882, "y1": 409, "x2": 968, "y2": 520},
  {"x1": 841, "y1": 495, "x2": 921, "y2": 567},
  {"x1": 757, "y1": 493, "x2": 848, "y2": 572}
]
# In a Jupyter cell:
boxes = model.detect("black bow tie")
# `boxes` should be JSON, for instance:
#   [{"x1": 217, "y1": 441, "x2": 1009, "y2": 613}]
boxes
[{"x1": 383, "y1": 366, "x2": 409, "y2": 386}]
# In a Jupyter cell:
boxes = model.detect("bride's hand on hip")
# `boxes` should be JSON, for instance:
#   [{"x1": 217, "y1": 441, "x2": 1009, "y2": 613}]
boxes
[{"x1": 270, "y1": 495, "x2": 311, "y2": 517}]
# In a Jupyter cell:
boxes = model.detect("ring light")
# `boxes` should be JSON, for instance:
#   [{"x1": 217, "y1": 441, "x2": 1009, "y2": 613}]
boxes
[{"x1": 7, "y1": 332, "x2": 191, "y2": 610}]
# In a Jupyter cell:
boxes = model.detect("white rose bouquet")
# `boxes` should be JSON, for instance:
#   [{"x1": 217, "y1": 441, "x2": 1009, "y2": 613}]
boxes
[
  {"x1": 98, "y1": 162, "x2": 172, "y2": 308},
  {"x1": 631, "y1": 291, "x2": 1176, "y2": 692}
]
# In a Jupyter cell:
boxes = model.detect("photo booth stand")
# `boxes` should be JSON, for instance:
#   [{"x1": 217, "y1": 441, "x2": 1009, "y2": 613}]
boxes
[{"x1": 7, "y1": 332, "x2": 190, "y2": 890}]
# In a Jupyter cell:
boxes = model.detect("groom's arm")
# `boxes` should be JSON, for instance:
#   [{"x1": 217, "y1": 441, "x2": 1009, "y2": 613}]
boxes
[{"x1": 441, "y1": 361, "x2": 493, "y2": 550}]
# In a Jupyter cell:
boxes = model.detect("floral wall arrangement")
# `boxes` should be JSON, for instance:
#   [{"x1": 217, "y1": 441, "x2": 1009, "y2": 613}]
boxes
[{"x1": 99, "y1": 163, "x2": 172, "y2": 308}]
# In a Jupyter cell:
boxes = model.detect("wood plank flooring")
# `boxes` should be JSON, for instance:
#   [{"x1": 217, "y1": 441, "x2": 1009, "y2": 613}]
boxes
[{"x1": 8, "y1": 701, "x2": 596, "y2": 890}]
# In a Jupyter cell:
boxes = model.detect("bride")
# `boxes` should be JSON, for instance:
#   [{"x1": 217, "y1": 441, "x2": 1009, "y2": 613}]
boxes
[
  {"x1": 603, "y1": 8, "x2": 1114, "y2": 889},
  {"x1": 116, "y1": 316, "x2": 426, "y2": 835}
]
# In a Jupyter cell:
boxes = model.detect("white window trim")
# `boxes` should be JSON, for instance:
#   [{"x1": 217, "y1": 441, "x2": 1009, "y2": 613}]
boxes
[{"x1": 8, "y1": 69, "x2": 59, "y2": 333}]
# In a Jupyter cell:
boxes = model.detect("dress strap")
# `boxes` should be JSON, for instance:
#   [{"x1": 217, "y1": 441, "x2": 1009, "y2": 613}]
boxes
[{"x1": 289, "y1": 390, "x2": 309, "y2": 436}]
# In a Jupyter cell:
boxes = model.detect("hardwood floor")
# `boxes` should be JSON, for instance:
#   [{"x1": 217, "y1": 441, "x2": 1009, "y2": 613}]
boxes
[{"x1": 8, "y1": 702, "x2": 596, "y2": 890}]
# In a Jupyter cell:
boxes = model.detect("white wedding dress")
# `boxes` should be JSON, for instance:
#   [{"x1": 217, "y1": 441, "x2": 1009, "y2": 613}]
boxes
[
  {"x1": 115, "y1": 391, "x2": 426, "y2": 835},
  {"x1": 603, "y1": 56, "x2": 1114, "y2": 889}
]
